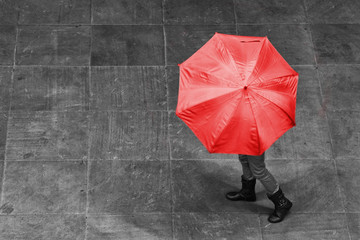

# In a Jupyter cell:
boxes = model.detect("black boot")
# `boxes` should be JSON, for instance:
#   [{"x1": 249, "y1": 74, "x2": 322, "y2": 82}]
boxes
[
  {"x1": 225, "y1": 175, "x2": 256, "y2": 201},
  {"x1": 267, "y1": 187, "x2": 292, "y2": 223}
]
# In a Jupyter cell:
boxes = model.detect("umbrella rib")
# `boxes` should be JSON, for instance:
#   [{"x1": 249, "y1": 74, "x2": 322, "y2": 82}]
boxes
[
  {"x1": 246, "y1": 93, "x2": 262, "y2": 155},
  {"x1": 248, "y1": 91, "x2": 280, "y2": 155},
  {"x1": 251, "y1": 88, "x2": 295, "y2": 104},
  {"x1": 250, "y1": 89, "x2": 296, "y2": 125},
  {"x1": 246, "y1": 39, "x2": 267, "y2": 87},
  {"x1": 177, "y1": 89, "x2": 242, "y2": 153},
  {"x1": 183, "y1": 86, "x2": 238, "y2": 90},
  {"x1": 187, "y1": 68, "x2": 241, "y2": 88},
  {"x1": 210, "y1": 91, "x2": 244, "y2": 152},
  {"x1": 216, "y1": 35, "x2": 243, "y2": 82},
  {"x1": 249, "y1": 73, "x2": 298, "y2": 89},
  {"x1": 177, "y1": 88, "x2": 240, "y2": 115},
  {"x1": 248, "y1": 89, "x2": 289, "y2": 155}
]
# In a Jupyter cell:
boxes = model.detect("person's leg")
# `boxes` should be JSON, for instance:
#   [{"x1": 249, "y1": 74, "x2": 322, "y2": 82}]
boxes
[
  {"x1": 246, "y1": 153, "x2": 279, "y2": 195},
  {"x1": 225, "y1": 154, "x2": 256, "y2": 201},
  {"x1": 238, "y1": 154, "x2": 255, "y2": 180},
  {"x1": 247, "y1": 153, "x2": 292, "y2": 223}
]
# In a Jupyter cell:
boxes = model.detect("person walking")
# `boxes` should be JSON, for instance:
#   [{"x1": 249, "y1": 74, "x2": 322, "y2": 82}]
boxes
[{"x1": 226, "y1": 153, "x2": 293, "y2": 223}]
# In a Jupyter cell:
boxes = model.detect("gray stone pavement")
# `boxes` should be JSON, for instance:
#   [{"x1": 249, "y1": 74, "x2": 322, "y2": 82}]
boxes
[{"x1": 0, "y1": 0, "x2": 359, "y2": 239}]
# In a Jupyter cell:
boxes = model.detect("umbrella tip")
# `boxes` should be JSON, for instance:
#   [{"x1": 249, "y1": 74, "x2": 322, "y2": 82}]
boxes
[{"x1": 177, "y1": 63, "x2": 181, "y2": 66}]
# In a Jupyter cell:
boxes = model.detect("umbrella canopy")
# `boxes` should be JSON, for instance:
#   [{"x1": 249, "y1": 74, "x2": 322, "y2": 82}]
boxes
[{"x1": 176, "y1": 32, "x2": 298, "y2": 156}]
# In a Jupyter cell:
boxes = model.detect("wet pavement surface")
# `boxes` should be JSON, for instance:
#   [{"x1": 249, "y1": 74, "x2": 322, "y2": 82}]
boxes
[{"x1": 0, "y1": 0, "x2": 359, "y2": 239}]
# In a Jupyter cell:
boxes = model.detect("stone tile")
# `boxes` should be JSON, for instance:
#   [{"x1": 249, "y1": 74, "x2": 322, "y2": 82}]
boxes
[
  {"x1": 0, "y1": 161, "x2": 3, "y2": 198},
  {"x1": 234, "y1": 0, "x2": 307, "y2": 24},
  {"x1": 260, "y1": 213, "x2": 350, "y2": 240},
  {"x1": 0, "y1": 67, "x2": 12, "y2": 111},
  {"x1": 89, "y1": 111, "x2": 168, "y2": 161},
  {"x1": 311, "y1": 24, "x2": 360, "y2": 64},
  {"x1": 165, "y1": 25, "x2": 236, "y2": 65},
  {"x1": 0, "y1": 25, "x2": 16, "y2": 65},
  {"x1": 12, "y1": 66, "x2": 89, "y2": 111},
  {"x1": 336, "y1": 159, "x2": 360, "y2": 213},
  {"x1": 327, "y1": 110, "x2": 360, "y2": 159},
  {"x1": 91, "y1": 25, "x2": 164, "y2": 66},
  {"x1": 166, "y1": 66, "x2": 179, "y2": 111},
  {"x1": 16, "y1": 26, "x2": 91, "y2": 66},
  {"x1": 6, "y1": 111, "x2": 89, "y2": 161},
  {"x1": 1, "y1": 161, "x2": 87, "y2": 214},
  {"x1": 92, "y1": 0, "x2": 163, "y2": 24},
  {"x1": 0, "y1": 0, "x2": 18, "y2": 24},
  {"x1": 172, "y1": 159, "x2": 260, "y2": 213},
  {"x1": 347, "y1": 213, "x2": 360, "y2": 240},
  {"x1": 169, "y1": 112, "x2": 235, "y2": 160},
  {"x1": 0, "y1": 112, "x2": 7, "y2": 161},
  {"x1": 293, "y1": 66, "x2": 323, "y2": 113},
  {"x1": 305, "y1": 0, "x2": 360, "y2": 24},
  {"x1": 258, "y1": 160, "x2": 344, "y2": 213},
  {"x1": 237, "y1": 24, "x2": 315, "y2": 65},
  {"x1": 273, "y1": 66, "x2": 331, "y2": 160},
  {"x1": 87, "y1": 214, "x2": 172, "y2": 240},
  {"x1": 164, "y1": 0, "x2": 235, "y2": 25},
  {"x1": 88, "y1": 160, "x2": 171, "y2": 214},
  {"x1": 265, "y1": 129, "x2": 295, "y2": 160},
  {"x1": 174, "y1": 212, "x2": 261, "y2": 239},
  {"x1": 292, "y1": 110, "x2": 332, "y2": 160},
  {"x1": 90, "y1": 66, "x2": 167, "y2": 111},
  {"x1": 18, "y1": 0, "x2": 90, "y2": 24},
  {"x1": 318, "y1": 65, "x2": 360, "y2": 111},
  {"x1": 0, "y1": 214, "x2": 86, "y2": 239}
]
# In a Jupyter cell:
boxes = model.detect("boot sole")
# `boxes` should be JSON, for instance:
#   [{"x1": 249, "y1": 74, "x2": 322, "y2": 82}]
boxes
[
  {"x1": 225, "y1": 196, "x2": 256, "y2": 202},
  {"x1": 227, "y1": 199, "x2": 257, "y2": 202},
  {"x1": 268, "y1": 202, "x2": 293, "y2": 223}
]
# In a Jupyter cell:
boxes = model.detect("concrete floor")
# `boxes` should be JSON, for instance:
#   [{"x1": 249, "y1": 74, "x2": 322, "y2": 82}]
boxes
[{"x1": 0, "y1": 0, "x2": 359, "y2": 239}]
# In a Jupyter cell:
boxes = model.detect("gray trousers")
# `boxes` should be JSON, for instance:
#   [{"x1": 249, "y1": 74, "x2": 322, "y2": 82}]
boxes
[{"x1": 238, "y1": 153, "x2": 279, "y2": 195}]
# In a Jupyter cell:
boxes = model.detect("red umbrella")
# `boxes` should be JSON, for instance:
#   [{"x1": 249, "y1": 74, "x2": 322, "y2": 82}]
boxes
[{"x1": 176, "y1": 32, "x2": 298, "y2": 156}]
